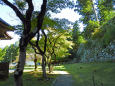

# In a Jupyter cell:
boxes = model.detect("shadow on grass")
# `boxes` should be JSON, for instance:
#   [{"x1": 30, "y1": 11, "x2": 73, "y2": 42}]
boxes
[{"x1": 0, "y1": 71, "x2": 60, "y2": 86}]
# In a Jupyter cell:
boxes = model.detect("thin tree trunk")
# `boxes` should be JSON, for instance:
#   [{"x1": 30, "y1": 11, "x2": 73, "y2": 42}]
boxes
[
  {"x1": 48, "y1": 57, "x2": 52, "y2": 73},
  {"x1": 54, "y1": 54, "x2": 56, "y2": 63},
  {"x1": 34, "y1": 54, "x2": 37, "y2": 71},
  {"x1": 91, "y1": 0, "x2": 99, "y2": 21},
  {"x1": 42, "y1": 55, "x2": 47, "y2": 78},
  {"x1": 14, "y1": 47, "x2": 26, "y2": 86}
]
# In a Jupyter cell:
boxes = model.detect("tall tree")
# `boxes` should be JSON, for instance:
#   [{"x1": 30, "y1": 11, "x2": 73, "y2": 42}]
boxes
[
  {"x1": 69, "y1": 21, "x2": 80, "y2": 59},
  {"x1": 29, "y1": 29, "x2": 48, "y2": 78},
  {"x1": 75, "y1": 0, "x2": 99, "y2": 39},
  {"x1": 1, "y1": 0, "x2": 47, "y2": 85}
]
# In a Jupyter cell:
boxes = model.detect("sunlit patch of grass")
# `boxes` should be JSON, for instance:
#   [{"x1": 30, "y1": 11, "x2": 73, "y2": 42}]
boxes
[{"x1": 53, "y1": 65, "x2": 66, "y2": 71}]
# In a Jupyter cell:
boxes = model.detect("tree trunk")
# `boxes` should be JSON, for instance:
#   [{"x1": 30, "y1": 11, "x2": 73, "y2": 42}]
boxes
[
  {"x1": 42, "y1": 55, "x2": 47, "y2": 78},
  {"x1": 14, "y1": 47, "x2": 26, "y2": 86},
  {"x1": 34, "y1": 54, "x2": 37, "y2": 71},
  {"x1": 91, "y1": 0, "x2": 99, "y2": 21},
  {"x1": 48, "y1": 57, "x2": 52, "y2": 73},
  {"x1": 54, "y1": 54, "x2": 57, "y2": 65}
]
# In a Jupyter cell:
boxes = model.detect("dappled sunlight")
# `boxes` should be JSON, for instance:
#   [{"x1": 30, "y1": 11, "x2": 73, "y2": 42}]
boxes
[
  {"x1": 50, "y1": 71, "x2": 70, "y2": 75},
  {"x1": 24, "y1": 66, "x2": 35, "y2": 69},
  {"x1": 53, "y1": 65, "x2": 66, "y2": 70},
  {"x1": 23, "y1": 70, "x2": 34, "y2": 72}
]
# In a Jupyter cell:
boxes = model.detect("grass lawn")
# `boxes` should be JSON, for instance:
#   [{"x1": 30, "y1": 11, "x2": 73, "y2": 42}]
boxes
[
  {"x1": 54, "y1": 62, "x2": 115, "y2": 86},
  {"x1": 0, "y1": 71, "x2": 57, "y2": 86},
  {"x1": 1, "y1": 62, "x2": 115, "y2": 86}
]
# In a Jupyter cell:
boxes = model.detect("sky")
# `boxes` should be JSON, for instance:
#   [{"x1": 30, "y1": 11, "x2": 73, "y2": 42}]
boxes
[{"x1": 0, "y1": 0, "x2": 83, "y2": 48}]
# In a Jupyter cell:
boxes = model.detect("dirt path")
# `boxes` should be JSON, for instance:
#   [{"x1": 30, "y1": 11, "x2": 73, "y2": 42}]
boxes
[{"x1": 52, "y1": 71, "x2": 74, "y2": 86}]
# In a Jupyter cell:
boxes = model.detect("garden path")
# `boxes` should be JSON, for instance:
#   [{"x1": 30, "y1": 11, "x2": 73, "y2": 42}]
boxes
[{"x1": 52, "y1": 71, "x2": 74, "y2": 86}]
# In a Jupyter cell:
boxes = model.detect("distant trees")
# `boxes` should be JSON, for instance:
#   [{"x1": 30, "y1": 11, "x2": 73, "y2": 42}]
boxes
[
  {"x1": 69, "y1": 21, "x2": 85, "y2": 60},
  {"x1": 0, "y1": 48, "x2": 6, "y2": 62},
  {"x1": 26, "y1": 44, "x2": 38, "y2": 70},
  {"x1": 46, "y1": 28, "x2": 73, "y2": 72},
  {"x1": 75, "y1": 0, "x2": 100, "y2": 39},
  {"x1": 0, "y1": 44, "x2": 19, "y2": 63},
  {"x1": 74, "y1": 0, "x2": 115, "y2": 43},
  {"x1": 98, "y1": 0, "x2": 114, "y2": 24},
  {"x1": 73, "y1": 0, "x2": 115, "y2": 62}
]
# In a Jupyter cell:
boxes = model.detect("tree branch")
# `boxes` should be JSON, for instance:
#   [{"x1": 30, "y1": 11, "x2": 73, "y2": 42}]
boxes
[
  {"x1": 37, "y1": 0, "x2": 47, "y2": 32},
  {"x1": 26, "y1": 0, "x2": 34, "y2": 20},
  {"x1": 27, "y1": 0, "x2": 47, "y2": 41},
  {"x1": 41, "y1": 29, "x2": 47, "y2": 54},
  {"x1": 2, "y1": 0, "x2": 25, "y2": 23},
  {"x1": 24, "y1": 0, "x2": 34, "y2": 35},
  {"x1": 35, "y1": 32, "x2": 44, "y2": 54},
  {"x1": 29, "y1": 41, "x2": 40, "y2": 54}
]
